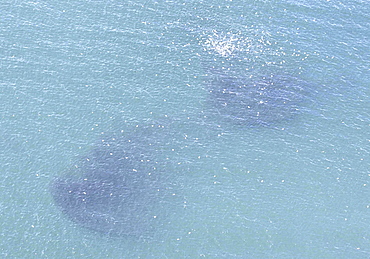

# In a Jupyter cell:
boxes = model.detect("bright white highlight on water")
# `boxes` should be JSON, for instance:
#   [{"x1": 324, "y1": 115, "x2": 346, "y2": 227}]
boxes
[
  {"x1": 200, "y1": 30, "x2": 270, "y2": 58},
  {"x1": 203, "y1": 31, "x2": 243, "y2": 57}
]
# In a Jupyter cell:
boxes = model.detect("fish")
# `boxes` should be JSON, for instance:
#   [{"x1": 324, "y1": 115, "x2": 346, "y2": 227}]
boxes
[
  {"x1": 204, "y1": 67, "x2": 313, "y2": 127},
  {"x1": 50, "y1": 123, "x2": 174, "y2": 237}
]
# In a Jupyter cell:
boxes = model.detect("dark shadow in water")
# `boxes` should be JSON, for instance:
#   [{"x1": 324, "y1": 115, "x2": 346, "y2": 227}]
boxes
[
  {"x1": 51, "y1": 123, "x2": 176, "y2": 238},
  {"x1": 204, "y1": 66, "x2": 315, "y2": 128}
]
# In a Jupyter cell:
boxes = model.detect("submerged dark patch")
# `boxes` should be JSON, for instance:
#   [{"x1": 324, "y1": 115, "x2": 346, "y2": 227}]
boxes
[
  {"x1": 51, "y1": 125, "x2": 171, "y2": 237},
  {"x1": 205, "y1": 69, "x2": 313, "y2": 127}
]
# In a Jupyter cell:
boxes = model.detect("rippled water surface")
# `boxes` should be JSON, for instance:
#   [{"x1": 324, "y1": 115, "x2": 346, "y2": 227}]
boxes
[{"x1": 1, "y1": 0, "x2": 369, "y2": 258}]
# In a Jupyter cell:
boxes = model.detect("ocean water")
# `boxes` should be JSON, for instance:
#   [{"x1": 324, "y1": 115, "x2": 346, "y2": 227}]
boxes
[{"x1": 1, "y1": 0, "x2": 369, "y2": 258}]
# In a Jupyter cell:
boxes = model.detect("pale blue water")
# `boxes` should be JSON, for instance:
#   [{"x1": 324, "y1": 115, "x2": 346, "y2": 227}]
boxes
[{"x1": 1, "y1": 0, "x2": 369, "y2": 258}]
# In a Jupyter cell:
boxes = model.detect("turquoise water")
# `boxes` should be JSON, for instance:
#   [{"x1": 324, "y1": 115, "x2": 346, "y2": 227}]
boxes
[{"x1": 1, "y1": 0, "x2": 369, "y2": 258}]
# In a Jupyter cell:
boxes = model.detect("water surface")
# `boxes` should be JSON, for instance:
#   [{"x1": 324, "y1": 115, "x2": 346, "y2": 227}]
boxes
[{"x1": 1, "y1": 0, "x2": 369, "y2": 258}]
